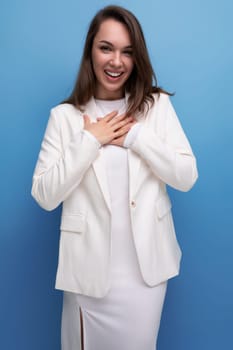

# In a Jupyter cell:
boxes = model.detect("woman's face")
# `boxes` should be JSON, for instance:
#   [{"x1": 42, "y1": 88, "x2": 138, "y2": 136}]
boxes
[{"x1": 92, "y1": 18, "x2": 134, "y2": 100}]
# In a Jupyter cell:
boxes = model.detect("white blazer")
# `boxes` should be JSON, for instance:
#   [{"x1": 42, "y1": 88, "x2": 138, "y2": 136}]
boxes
[{"x1": 31, "y1": 93, "x2": 198, "y2": 297}]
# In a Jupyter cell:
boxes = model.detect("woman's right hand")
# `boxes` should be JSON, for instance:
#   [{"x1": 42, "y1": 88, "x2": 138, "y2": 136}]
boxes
[{"x1": 83, "y1": 111, "x2": 134, "y2": 145}]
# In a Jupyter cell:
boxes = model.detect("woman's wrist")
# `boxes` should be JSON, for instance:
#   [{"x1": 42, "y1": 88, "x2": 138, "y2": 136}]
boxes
[{"x1": 82, "y1": 129, "x2": 102, "y2": 148}]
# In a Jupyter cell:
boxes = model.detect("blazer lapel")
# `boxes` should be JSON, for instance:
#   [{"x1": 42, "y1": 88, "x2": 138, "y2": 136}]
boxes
[
  {"x1": 92, "y1": 148, "x2": 112, "y2": 212},
  {"x1": 127, "y1": 104, "x2": 149, "y2": 199},
  {"x1": 84, "y1": 98, "x2": 112, "y2": 212}
]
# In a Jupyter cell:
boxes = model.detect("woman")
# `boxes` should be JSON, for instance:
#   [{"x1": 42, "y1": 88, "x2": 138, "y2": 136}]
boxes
[{"x1": 31, "y1": 5, "x2": 198, "y2": 350}]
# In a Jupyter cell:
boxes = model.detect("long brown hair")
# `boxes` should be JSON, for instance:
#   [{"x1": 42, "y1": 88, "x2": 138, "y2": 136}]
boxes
[{"x1": 62, "y1": 5, "x2": 172, "y2": 116}]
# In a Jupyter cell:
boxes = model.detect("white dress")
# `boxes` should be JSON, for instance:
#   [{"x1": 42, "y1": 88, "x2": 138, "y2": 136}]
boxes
[{"x1": 61, "y1": 99, "x2": 167, "y2": 350}]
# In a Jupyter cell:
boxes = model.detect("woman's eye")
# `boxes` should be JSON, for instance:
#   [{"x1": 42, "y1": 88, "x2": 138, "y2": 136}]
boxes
[
  {"x1": 100, "y1": 46, "x2": 111, "y2": 52},
  {"x1": 123, "y1": 50, "x2": 133, "y2": 56}
]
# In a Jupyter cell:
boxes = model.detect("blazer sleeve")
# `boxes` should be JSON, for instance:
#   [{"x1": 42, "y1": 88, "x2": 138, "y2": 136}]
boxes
[
  {"x1": 129, "y1": 95, "x2": 198, "y2": 191},
  {"x1": 31, "y1": 108, "x2": 100, "y2": 211}
]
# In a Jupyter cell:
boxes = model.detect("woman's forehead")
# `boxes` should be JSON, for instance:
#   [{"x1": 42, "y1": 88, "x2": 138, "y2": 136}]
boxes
[{"x1": 94, "y1": 19, "x2": 132, "y2": 46}]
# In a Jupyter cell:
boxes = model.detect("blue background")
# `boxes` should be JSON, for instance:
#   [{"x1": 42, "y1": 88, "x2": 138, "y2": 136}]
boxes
[{"x1": 1, "y1": 0, "x2": 232, "y2": 349}]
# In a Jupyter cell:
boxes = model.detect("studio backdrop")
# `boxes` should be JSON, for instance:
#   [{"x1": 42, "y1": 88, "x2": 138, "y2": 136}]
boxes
[{"x1": 1, "y1": 0, "x2": 232, "y2": 349}]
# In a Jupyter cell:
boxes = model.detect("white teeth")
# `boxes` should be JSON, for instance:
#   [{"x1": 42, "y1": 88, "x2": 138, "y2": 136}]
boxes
[{"x1": 106, "y1": 71, "x2": 122, "y2": 77}]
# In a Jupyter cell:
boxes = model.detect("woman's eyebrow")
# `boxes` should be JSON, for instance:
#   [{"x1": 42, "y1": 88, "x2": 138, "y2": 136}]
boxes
[{"x1": 99, "y1": 40, "x2": 132, "y2": 49}]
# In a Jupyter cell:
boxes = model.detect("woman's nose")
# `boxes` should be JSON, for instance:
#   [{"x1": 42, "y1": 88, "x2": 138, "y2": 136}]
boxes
[{"x1": 110, "y1": 52, "x2": 122, "y2": 67}]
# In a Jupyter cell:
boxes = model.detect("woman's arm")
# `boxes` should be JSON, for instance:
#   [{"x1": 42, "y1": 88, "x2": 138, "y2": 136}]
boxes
[
  {"x1": 31, "y1": 109, "x2": 100, "y2": 211},
  {"x1": 128, "y1": 95, "x2": 198, "y2": 192}
]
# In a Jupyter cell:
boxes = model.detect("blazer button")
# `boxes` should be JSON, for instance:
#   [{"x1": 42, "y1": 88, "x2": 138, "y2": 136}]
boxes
[{"x1": 131, "y1": 200, "x2": 136, "y2": 208}]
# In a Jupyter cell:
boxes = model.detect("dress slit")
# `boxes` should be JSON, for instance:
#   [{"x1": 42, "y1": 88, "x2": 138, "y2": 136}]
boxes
[{"x1": 79, "y1": 307, "x2": 85, "y2": 350}]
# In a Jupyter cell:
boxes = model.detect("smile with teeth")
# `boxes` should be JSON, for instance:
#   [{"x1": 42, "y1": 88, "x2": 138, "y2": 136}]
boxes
[{"x1": 105, "y1": 70, "x2": 123, "y2": 78}]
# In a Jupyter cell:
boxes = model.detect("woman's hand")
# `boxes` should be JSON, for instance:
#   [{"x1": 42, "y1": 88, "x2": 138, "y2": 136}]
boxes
[
  {"x1": 83, "y1": 111, "x2": 135, "y2": 146},
  {"x1": 108, "y1": 119, "x2": 137, "y2": 146}
]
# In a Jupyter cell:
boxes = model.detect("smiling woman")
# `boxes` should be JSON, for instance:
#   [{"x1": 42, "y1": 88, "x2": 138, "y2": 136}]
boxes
[
  {"x1": 31, "y1": 5, "x2": 198, "y2": 350},
  {"x1": 62, "y1": 5, "x2": 171, "y2": 117}
]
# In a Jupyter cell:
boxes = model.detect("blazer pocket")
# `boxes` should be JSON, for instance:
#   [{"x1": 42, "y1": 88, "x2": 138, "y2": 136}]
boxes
[
  {"x1": 60, "y1": 214, "x2": 86, "y2": 233},
  {"x1": 156, "y1": 195, "x2": 172, "y2": 219}
]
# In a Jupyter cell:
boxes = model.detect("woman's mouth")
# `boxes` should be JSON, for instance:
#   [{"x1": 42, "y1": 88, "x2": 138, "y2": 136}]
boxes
[{"x1": 104, "y1": 70, "x2": 123, "y2": 79}]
